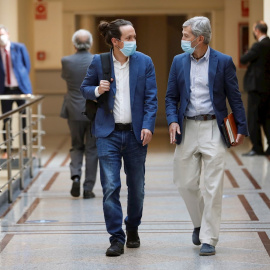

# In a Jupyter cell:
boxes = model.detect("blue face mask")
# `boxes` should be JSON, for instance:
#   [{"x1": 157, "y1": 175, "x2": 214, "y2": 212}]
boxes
[
  {"x1": 181, "y1": 37, "x2": 199, "y2": 54},
  {"x1": 118, "y1": 40, "x2": 137, "y2": 56}
]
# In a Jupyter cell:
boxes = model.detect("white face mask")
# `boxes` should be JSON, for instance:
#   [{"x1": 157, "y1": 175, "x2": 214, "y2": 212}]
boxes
[{"x1": 0, "y1": 35, "x2": 9, "y2": 46}]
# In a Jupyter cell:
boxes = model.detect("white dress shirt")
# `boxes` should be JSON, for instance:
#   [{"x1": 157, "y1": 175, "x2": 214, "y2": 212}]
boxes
[
  {"x1": 0, "y1": 41, "x2": 19, "y2": 87},
  {"x1": 95, "y1": 53, "x2": 132, "y2": 124},
  {"x1": 258, "y1": 35, "x2": 267, "y2": 42},
  {"x1": 185, "y1": 46, "x2": 214, "y2": 117}
]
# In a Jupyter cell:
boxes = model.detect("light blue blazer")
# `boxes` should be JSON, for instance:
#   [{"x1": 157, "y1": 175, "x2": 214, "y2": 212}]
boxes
[
  {"x1": 80, "y1": 51, "x2": 158, "y2": 143},
  {"x1": 165, "y1": 47, "x2": 249, "y2": 145},
  {"x1": 0, "y1": 42, "x2": 32, "y2": 94}
]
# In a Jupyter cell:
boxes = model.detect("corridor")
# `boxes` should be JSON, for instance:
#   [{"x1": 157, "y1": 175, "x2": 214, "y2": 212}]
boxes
[{"x1": 1, "y1": 129, "x2": 270, "y2": 269}]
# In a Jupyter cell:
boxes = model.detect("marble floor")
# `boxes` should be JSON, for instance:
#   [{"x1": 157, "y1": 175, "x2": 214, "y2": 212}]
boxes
[{"x1": 0, "y1": 128, "x2": 270, "y2": 270}]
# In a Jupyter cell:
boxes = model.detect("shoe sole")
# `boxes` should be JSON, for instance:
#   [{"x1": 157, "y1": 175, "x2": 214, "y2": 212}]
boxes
[
  {"x1": 126, "y1": 243, "x2": 140, "y2": 248},
  {"x1": 83, "y1": 194, "x2": 95, "y2": 199},
  {"x1": 106, "y1": 249, "x2": 124, "y2": 256},
  {"x1": 199, "y1": 251, "x2": 216, "y2": 256}
]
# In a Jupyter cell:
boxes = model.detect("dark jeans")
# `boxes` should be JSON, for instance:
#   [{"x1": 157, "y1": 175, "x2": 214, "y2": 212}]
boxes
[
  {"x1": 247, "y1": 91, "x2": 270, "y2": 153},
  {"x1": 1, "y1": 88, "x2": 27, "y2": 149},
  {"x1": 96, "y1": 130, "x2": 147, "y2": 244}
]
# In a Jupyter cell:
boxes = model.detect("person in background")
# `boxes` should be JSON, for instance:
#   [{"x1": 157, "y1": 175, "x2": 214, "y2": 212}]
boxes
[
  {"x1": 0, "y1": 24, "x2": 32, "y2": 157},
  {"x1": 240, "y1": 21, "x2": 270, "y2": 156},
  {"x1": 80, "y1": 19, "x2": 158, "y2": 257},
  {"x1": 61, "y1": 29, "x2": 98, "y2": 199},
  {"x1": 166, "y1": 16, "x2": 248, "y2": 256}
]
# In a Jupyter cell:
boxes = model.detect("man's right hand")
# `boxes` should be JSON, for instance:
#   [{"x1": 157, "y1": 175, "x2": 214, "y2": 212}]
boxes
[
  {"x1": 169, "y1": 122, "x2": 181, "y2": 144},
  {"x1": 98, "y1": 80, "x2": 111, "y2": 95}
]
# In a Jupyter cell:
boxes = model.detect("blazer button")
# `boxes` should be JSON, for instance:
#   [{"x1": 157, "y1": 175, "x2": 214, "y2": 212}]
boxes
[
  {"x1": 113, "y1": 96, "x2": 115, "y2": 99},
  {"x1": 110, "y1": 110, "x2": 113, "y2": 114}
]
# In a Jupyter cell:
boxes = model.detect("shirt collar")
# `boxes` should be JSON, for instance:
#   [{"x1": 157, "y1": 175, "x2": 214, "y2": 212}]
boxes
[
  {"x1": 0, "y1": 41, "x2": 10, "y2": 52},
  {"x1": 191, "y1": 45, "x2": 210, "y2": 61},
  {"x1": 259, "y1": 35, "x2": 267, "y2": 42},
  {"x1": 112, "y1": 52, "x2": 129, "y2": 66}
]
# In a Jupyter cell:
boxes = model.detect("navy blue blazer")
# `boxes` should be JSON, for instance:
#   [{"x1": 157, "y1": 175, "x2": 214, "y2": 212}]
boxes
[
  {"x1": 165, "y1": 48, "x2": 248, "y2": 145},
  {"x1": 80, "y1": 51, "x2": 158, "y2": 143},
  {"x1": 0, "y1": 42, "x2": 32, "y2": 94}
]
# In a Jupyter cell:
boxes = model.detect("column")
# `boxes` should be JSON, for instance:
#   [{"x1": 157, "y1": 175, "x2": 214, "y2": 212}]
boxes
[
  {"x1": 79, "y1": 15, "x2": 98, "y2": 54},
  {"x1": 0, "y1": 0, "x2": 18, "y2": 41}
]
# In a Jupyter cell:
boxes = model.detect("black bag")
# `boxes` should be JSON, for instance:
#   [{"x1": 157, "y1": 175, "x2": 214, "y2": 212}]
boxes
[
  {"x1": 84, "y1": 99, "x2": 98, "y2": 122},
  {"x1": 83, "y1": 52, "x2": 111, "y2": 121}
]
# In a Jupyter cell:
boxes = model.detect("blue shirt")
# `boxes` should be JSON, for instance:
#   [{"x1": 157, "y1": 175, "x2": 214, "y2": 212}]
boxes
[{"x1": 185, "y1": 46, "x2": 214, "y2": 117}]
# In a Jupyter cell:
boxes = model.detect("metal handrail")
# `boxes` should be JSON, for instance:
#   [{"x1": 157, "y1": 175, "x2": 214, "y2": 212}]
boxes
[
  {"x1": 0, "y1": 95, "x2": 44, "y2": 120},
  {"x1": 0, "y1": 94, "x2": 45, "y2": 203}
]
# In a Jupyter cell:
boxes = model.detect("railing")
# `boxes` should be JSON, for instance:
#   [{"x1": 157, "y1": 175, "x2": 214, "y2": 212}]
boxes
[{"x1": 0, "y1": 95, "x2": 45, "y2": 204}]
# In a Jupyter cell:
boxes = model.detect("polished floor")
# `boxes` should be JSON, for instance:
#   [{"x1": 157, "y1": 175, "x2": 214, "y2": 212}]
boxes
[{"x1": 1, "y1": 128, "x2": 270, "y2": 270}]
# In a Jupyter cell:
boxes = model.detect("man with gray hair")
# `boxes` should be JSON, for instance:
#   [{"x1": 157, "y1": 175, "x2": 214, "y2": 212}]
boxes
[
  {"x1": 60, "y1": 29, "x2": 98, "y2": 199},
  {"x1": 166, "y1": 17, "x2": 248, "y2": 255}
]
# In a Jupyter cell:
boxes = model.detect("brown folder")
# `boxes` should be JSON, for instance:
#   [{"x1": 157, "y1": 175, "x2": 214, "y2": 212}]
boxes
[{"x1": 224, "y1": 113, "x2": 238, "y2": 145}]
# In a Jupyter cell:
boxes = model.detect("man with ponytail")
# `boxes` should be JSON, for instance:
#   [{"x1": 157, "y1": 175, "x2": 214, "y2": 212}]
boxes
[{"x1": 81, "y1": 19, "x2": 158, "y2": 257}]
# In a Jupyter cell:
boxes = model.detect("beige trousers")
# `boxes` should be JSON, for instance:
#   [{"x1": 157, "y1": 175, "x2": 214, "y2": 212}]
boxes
[{"x1": 174, "y1": 119, "x2": 226, "y2": 246}]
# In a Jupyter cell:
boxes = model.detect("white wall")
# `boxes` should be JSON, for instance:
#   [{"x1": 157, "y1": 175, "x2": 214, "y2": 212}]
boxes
[
  {"x1": 0, "y1": 0, "x2": 18, "y2": 41},
  {"x1": 264, "y1": 0, "x2": 270, "y2": 29},
  {"x1": 224, "y1": 0, "x2": 250, "y2": 66},
  {"x1": 34, "y1": 1, "x2": 63, "y2": 69}
]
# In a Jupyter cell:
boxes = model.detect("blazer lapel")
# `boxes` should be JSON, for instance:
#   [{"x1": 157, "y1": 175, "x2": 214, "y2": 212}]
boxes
[
  {"x1": 0, "y1": 50, "x2": 3, "y2": 75},
  {"x1": 208, "y1": 48, "x2": 218, "y2": 102},
  {"x1": 10, "y1": 43, "x2": 16, "y2": 67},
  {"x1": 129, "y1": 53, "x2": 138, "y2": 107},
  {"x1": 183, "y1": 54, "x2": 191, "y2": 95}
]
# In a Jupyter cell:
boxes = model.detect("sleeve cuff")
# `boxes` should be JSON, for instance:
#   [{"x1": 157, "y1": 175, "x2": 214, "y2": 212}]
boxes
[{"x1": 95, "y1": 86, "x2": 101, "y2": 98}]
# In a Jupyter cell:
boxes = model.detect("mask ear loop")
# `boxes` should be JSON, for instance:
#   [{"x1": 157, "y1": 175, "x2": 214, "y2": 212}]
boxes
[
  {"x1": 114, "y1": 38, "x2": 123, "y2": 50},
  {"x1": 191, "y1": 36, "x2": 200, "y2": 51},
  {"x1": 191, "y1": 36, "x2": 199, "y2": 44}
]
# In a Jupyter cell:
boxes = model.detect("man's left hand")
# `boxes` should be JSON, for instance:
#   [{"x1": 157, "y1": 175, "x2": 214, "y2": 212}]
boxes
[
  {"x1": 232, "y1": 134, "x2": 245, "y2": 147},
  {"x1": 141, "y1": 129, "x2": 152, "y2": 146}
]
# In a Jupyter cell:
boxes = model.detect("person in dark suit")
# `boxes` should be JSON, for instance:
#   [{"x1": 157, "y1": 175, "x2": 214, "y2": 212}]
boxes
[
  {"x1": 0, "y1": 25, "x2": 32, "y2": 154},
  {"x1": 61, "y1": 29, "x2": 98, "y2": 199},
  {"x1": 240, "y1": 21, "x2": 270, "y2": 156},
  {"x1": 81, "y1": 19, "x2": 158, "y2": 257},
  {"x1": 166, "y1": 16, "x2": 248, "y2": 256}
]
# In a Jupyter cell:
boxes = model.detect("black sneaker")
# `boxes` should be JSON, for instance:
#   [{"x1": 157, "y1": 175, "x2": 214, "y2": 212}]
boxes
[
  {"x1": 106, "y1": 241, "x2": 124, "y2": 257},
  {"x1": 70, "y1": 178, "x2": 80, "y2": 197}
]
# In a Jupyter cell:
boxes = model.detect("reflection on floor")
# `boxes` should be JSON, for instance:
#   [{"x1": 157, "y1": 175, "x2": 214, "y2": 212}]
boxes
[{"x1": 1, "y1": 128, "x2": 270, "y2": 269}]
